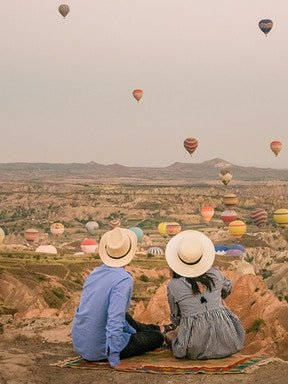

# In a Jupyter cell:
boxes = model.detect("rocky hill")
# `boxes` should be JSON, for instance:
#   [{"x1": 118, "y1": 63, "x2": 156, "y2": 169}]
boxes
[{"x1": 1, "y1": 158, "x2": 288, "y2": 183}]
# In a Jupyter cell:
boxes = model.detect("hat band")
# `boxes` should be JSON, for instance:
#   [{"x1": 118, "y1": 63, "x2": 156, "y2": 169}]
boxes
[
  {"x1": 105, "y1": 238, "x2": 132, "y2": 260},
  {"x1": 178, "y1": 253, "x2": 203, "y2": 265}
]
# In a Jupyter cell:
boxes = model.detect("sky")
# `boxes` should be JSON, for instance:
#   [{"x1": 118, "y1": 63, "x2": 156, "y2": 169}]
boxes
[{"x1": 1, "y1": 1, "x2": 288, "y2": 168}]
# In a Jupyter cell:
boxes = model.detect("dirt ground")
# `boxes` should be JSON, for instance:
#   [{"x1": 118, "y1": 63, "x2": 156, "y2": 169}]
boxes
[{"x1": 1, "y1": 330, "x2": 288, "y2": 384}]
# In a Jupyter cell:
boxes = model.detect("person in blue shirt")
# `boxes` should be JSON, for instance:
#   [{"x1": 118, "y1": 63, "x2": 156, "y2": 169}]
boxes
[{"x1": 72, "y1": 227, "x2": 164, "y2": 368}]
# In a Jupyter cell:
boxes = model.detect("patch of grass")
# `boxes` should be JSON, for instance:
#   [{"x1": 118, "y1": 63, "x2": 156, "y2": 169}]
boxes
[
  {"x1": 0, "y1": 306, "x2": 17, "y2": 315},
  {"x1": 51, "y1": 288, "x2": 65, "y2": 300},
  {"x1": 139, "y1": 274, "x2": 149, "y2": 282},
  {"x1": 247, "y1": 318, "x2": 266, "y2": 333}
]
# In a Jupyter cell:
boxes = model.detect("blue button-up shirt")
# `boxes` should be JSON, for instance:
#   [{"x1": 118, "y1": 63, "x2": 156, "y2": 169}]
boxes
[{"x1": 71, "y1": 264, "x2": 136, "y2": 367}]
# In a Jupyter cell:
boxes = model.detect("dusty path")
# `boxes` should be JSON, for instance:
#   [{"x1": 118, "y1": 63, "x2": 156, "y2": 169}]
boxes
[{"x1": 1, "y1": 335, "x2": 288, "y2": 384}]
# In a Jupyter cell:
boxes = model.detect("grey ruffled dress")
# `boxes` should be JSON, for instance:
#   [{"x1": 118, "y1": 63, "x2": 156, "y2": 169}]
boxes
[{"x1": 167, "y1": 267, "x2": 245, "y2": 360}]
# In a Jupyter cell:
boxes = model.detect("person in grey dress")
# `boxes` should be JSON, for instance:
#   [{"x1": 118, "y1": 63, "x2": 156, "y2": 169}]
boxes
[{"x1": 165, "y1": 230, "x2": 245, "y2": 360}]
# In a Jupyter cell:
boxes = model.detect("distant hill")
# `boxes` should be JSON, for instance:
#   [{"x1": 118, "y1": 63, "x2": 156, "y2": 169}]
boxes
[{"x1": 0, "y1": 158, "x2": 287, "y2": 183}]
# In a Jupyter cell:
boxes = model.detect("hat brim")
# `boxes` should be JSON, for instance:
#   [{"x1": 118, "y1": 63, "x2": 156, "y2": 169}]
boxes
[
  {"x1": 165, "y1": 230, "x2": 215, "y2": 277},
  {"x1": 99, "y1": 228, "x2": 137, "y2": 267}
]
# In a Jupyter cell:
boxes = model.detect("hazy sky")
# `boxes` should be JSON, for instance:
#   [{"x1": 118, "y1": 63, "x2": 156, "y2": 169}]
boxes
[{"x1": 1, "y1": 1, "x2": 288, "y2": 168}]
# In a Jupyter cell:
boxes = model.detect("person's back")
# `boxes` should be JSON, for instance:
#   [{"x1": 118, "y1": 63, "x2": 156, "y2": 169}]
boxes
[
  {"x1": 72, "y1": 264, "x2": 133, "y2": 361},
  {"x1": 165, "y1": 230, "x2": 245, "y2": 360}
]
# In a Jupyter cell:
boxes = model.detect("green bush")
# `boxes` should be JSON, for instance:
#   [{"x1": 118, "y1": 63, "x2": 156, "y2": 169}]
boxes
[
  {"x1": 140, "y1": 274, "x2": 149, "y2": 282},
  {"x1": 247, "y1": 318, "x2": 266, "y2": 333}
]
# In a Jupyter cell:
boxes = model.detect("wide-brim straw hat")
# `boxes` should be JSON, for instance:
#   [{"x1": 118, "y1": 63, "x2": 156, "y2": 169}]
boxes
[
  {"x1": 99, "y1": 227, "x2": 137, "y2": 267},
  {"x1": 165, "y1": 230, "x2": 215, "y2": 277}
]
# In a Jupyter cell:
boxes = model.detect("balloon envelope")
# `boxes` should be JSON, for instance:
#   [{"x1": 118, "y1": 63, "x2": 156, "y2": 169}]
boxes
[
  {"x1": 147, "y1": 246, "x2": 163, "y2": 256},
  {"x1": 218, "y1": 170, "x2": 232, "y2": 185},
  {"x1": 273, "y1": 209, "x2": 288, "y2": 227},
  {"x1": 166, "y1": 222, "x2": 181, "y2": 236},
  {"x1": 109, "y1": 218, "x2": 121, "y2": 229},
  {"x1": 158, "y1": 222, "x2": 167, "y2": 235},
  {"x1": 24, "y1": 229, "x2": 40, "y2": 243},
  {"x1": 85, "y1": 221, "x2": 99, "y2": 235},
  {"x1": 259, "y1": 19, "x2": 273, "y2": 35},
  {"x1": 228, "y1": 220, "x2": 247, "y2": 239},
  {"x1": 128, "y1": 227, "x2": 144, "y2": 243},
  {"x1": 270, "y1": 141, "x2": 282, "y2": 156},
  {"x1": 36, "y1": 245, "x2": 57, "y2": 254},
  {"x1": 251, "y1": 208, "x2": 268, "y2": 227},
  {"x1": 221, "y1": 210, "x2": 238, "y2": 225},
  {"x1": 183, "y1": 138, "x2": 198, "y2": 156},
  {"x1": 80, "y1": 239, "x2": 98, "y2": 254},
  {"x1": 223, "y1": 194, "x2": 239, "y2": 208},
  {"x1": 201, "y1": 206, "x2": 214, "y2": 223},
  {"x1": 132, "y1": 89, "x2": 143, "y2": 102},
  {"x1": 50, "y1": 223, "x2": 65, "y2": 235},
  {"x1": 0, "y1": 227, "x2": 5, "y2": 244},
  {"x1": 58, "y1": 4, "x2": 70, "y2": 18}
]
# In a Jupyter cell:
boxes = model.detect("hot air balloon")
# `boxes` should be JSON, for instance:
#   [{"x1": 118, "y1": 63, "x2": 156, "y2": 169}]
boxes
[
  {"x1": 36, "y1": 245, "x2": 57, "y2": 254},
  {"x1": 270, "y1": 141, "x2": 282, "y2": 156},
  {"x1": 221, "y1": 210, "x2": 238, "y2": 225},
  {"x1": 273, "y1": 209, "x2": 288, "y2": 228},
  {"x1": 183, "y1": 138, "x2": 198, "y2": 156},
  {"x1": 109, "y1": 218, "x2": 121, "y2": 229},
  {"x1": 147, "y1": 246, "x2": 164, "y2": 257},
  {"x1": 250, "y1": 208, "x2": 268, "y2": 227},
  {"x1": 85, "y1": 221, "x2": 99, "y2": 235},
  {"x1": 225, "y1": 249, "x2": 244, "y2": 258},
  {"x1": 214, "y1": 244, "x2": 228, "y2": 255},
  {"x1": 158, "y1": 222, "x2": 167, "y2": 236},
  {"x1": 258, "y1": 19, "x2": 273, "y2": 35},
  {"x1": 165, "y1": 222, "x2": 181, "y2": 236},
  {"x1": 58, "y1": 4, "x2": 70, "y2": 18},
  {"x1": 0, "y1": 227, "x2": 5, "y2": 244},
  {"x1": 200, "y1": 206, "x2": 214, "y2": 223},
  {"x1": 218, "y1": 170, "x2": 233, "y2": 186},
  {"x1": 50, "y1": 223, "x2": 65, "y2": 236},
  {"x1": 128, "y1": 227, "x2": 144, "y2": 243},
  {"x1": 132, "y1": 89, "x2": 143, "y2": 102},
  {"x1": 223, "y1": 193, "x2": 239, "y2": 209},
  {"x1": 24, "y1": 229, "x2": 40, "y2": 243},
  {"x1": 80, "y1": 239, "x2": 98, "y2": 254},
  {"x1": 227, "y1": 244, "x2": 246, "y2": 253},
  {"x1": 228, "y1": 220, "x2": 247, "y2": 240}
]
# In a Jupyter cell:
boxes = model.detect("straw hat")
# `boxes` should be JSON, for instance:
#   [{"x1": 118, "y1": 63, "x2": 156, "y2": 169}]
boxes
[
  {"x1": 99, "y1": 227, "x2": 137, "y2": 267},
  {"x1": 165, "y1": 230, "x2": 215, "y2": 277}
]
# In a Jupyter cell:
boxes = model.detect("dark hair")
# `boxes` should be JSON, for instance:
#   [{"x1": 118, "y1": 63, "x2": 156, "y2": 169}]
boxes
[{"x1": 172, "y1": 270, "x2": 215, "y2": 295}]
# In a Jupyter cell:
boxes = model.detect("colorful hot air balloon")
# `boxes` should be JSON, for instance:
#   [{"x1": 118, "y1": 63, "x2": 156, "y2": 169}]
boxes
[
  {"x1": 223, "y1": 193, "x2": 239, "y2": 209},
  {"x1": 258, "y1": 19, "x2": 273, "y2": 35},
  {"x1": 218, "y1": 170, "x2": 233, "y2": 186},
  {"x1": 147, "y1": 246, "x2": 164, "y2": 257},
  {"x1": 0, "y1": 227, "x2": 5, "y2": 244},
  {"x1": 85, "y1": 221, "x2": 99, "y2": 235},
  {"x1": 201, "y1": 206, "x2": 214, "y2": 223},
  {"x1": 221, "y1": 210, "x2": 238, "y2": 225},
  {"x1": 273, "y1": 209, "x2": 288, "y2": 228},
  {"x1": 109, "y1": 218, "x2": 121, "y2": 229},
  {"x1": 227, "y1": 244, "x2": 246, "y2": 253},
  {"x1": 132, "y1": 89, "x2": 143, "y2": 102},
  {"x1": 128, "y1": 227, "x2": 144, "y2": 243},
  {"x1": 58, "y1": 4, "x2": 70, "y2": 18},
  {"x1": 250, "y1": 208, "x2": 268, "y2": 227},
  {"x1": 158, "y1": 222, "x2": 167, "y2": 236},
  {"x1": 214, "y1": 244, "x2": 228, "y2": 255},
  {"x1": 183, "y1": 138, "x2": 198, "y2": 156},
  {"x1": 228, "y1": 220, "x2": 247, "y2": 240},
  {"x1": 165, "y1": 222, "x2": 181, "y2": 236},
  {"x1": 270, "y1": 141, "x2": 282, "y2": 156},
  {"x1": 50, "y1": 223, "x2": 65, "y2": 236},
  {"x1": 24, "y1": 228, "x2": 40, "y2": 243},
  {"x1": 80, "y1": 239, "x2": 98, "y2": 254}
]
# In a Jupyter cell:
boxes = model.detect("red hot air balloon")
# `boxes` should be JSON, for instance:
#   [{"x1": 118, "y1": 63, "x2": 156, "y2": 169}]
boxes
[
  {"x1": 183, "y1": 138, "x2": 198, "y2": 156},
  {"x1": 200, "y1": 206, "x2": 214, "y2": 223},
  {"x1": 221, "y1": 210, "x2": 238, "y2": 225},
  {"x1": 58, "y1": 4, "x2": 70, "y2": 18},
  {"x1": 132, "y1": 89, "x2": 143, "y2": 102},
  {"x1": 270, "y1": 141, "x2": 282, "y2": 156},
  {"x1": 251, "y1": 208, "x2": 268, "y2": 227}
]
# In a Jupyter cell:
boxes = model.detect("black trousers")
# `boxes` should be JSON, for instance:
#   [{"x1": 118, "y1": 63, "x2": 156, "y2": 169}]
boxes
[{"x1": 119, "y1": 313, "x2": 164, "y2": 359}]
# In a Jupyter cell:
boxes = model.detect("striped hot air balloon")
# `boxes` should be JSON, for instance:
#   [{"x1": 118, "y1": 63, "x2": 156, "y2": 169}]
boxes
[
  {"x1": 132, "y1": 89, "x2": 143, "y2": 102},
  {"x1": 109, "y1": 218, "x2": 121, "y2": 229},
  {"x1": 273, "y1": 209, "x2": 288, "y2": 228},
  {"x1": 218, "y1": 170, "x2": 233, "y2": 186},
  {"x1": 258, "y1": 19, "x2": 273, "y2": 35},
  {"x1": 80, "y1": 239, "x2": 98, "y2": 254},
  {"x1": 183, "y1": 138, "x2": 198, "y2": 156},
  {"x1": 147, "y1": 246, "x2": 163, "y2": 256},
  {"x1": 250, "y1": 208, "x2": 268, "y2": 227},
  {"x1": 166, "y1": 222, "x2": 181, "y2": 236},
  {"x1": 50, "y1": 223, "x2": 65, "y2": 236},
  {"x1": 270, "y1": 141, "x2": 282, "y2": 156},
  {"x1": 221, "y1": 210, "x2": 238, "y2": 225},
  {"x1": 24, "y1": 228, "x2": 40, "y2": 243},
  {"x1": 228, "y1": 220, "x2": 247, "y2": 240},
  {"x1": 58, "y1": 4, "x2": 70, "y2": 18},
  {"x1": 158, "y1": 222, "x2": 167, "y2": 236},
  {"x1": 201, "y1": 206, "x2": 214, "y2": 223},
  {"x1": 223, "y1": 193, "x2": 239, "y2": 209}
]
